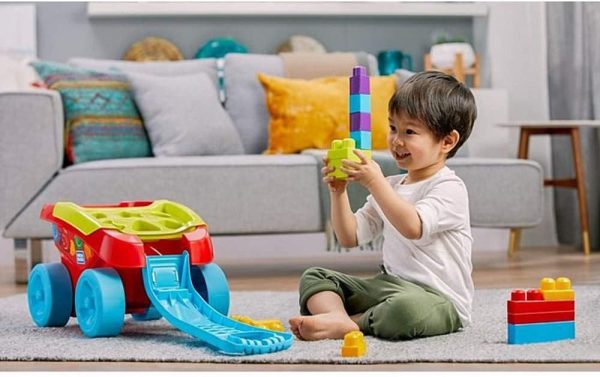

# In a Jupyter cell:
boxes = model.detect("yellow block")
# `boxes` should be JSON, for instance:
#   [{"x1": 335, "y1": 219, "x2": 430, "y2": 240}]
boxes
[
  {"x1": 341, "y1": 330, "x2": 366, "y2": 357},
  {"x1": 540, "y1": 277, "x2": 575, "y2": 301},
  {"x1": 230, "y1": 315, "x2": 285, "y2": 332}
]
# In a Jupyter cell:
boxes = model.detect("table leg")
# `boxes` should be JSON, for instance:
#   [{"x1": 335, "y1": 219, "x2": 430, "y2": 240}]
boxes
[
  {"x1": 570, "y1": 128, "x2": 591, "y2": 255},
  {"x1": 508, "y1": 128, "x2": 532, "y2": 256},
  {"x1": 517, "y1": 128, "x2": 531, "y2": 159}
]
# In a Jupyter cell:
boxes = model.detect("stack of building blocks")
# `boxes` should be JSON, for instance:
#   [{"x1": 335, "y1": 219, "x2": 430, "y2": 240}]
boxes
[
  {"x1": 341, "y1": 330, "x2": 367, "y2": 357},
  {"x1": 507, "y1": 277, "x2": 575, "y2": 345},
  {"x1": 327, "y1": 65, "x2": 372, "y2": 179},
  {"x1": 349, "y1": 65, "x2": 371, "y2": 150}
]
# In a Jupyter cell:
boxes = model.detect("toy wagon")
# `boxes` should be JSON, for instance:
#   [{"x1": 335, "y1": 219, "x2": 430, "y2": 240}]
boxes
[{"x1": 27, "y1": 200, "x2": 292, "y2": 355}]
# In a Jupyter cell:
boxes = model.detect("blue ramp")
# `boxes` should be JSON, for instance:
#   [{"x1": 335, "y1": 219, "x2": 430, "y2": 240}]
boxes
[{"x1": 142, "y1": 252, "x2": 293, "y2": 355}]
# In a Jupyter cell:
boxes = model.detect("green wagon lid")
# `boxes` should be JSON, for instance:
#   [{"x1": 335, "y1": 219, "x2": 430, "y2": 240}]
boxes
[{"x1": 52, "y1": 200, "x2": 206, "y2": 240}]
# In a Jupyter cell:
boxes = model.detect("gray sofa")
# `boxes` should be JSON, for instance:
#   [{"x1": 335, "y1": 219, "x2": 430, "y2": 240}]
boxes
[{"x1": 0, "y1": 53, "x2": 544, "y2": 283}]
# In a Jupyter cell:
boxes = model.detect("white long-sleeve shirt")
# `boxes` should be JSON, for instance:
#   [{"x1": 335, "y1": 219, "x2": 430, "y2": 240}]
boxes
[{"x1": 355, "y1": 166, "x2": 474, "y2": 327}]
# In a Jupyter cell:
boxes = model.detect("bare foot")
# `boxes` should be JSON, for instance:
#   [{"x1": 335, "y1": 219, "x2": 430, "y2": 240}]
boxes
[
  {"x1": 289, "y1": 316, "x2": 304, "y2": 339},
  {"x1": 288, "y1": 313, "x2": 359, "y2": 341}
]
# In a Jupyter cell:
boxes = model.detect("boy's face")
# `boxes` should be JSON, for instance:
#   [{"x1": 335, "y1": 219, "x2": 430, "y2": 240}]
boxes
[{"x1": 387, "y1": 112, "x2": 454, "y2": 175}]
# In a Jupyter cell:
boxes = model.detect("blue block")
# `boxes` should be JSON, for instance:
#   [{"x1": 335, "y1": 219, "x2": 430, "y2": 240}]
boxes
[
  {"x1": 349, "y1": 94, "x2": 371, "y2": 113},
  {"x1": 351, "y1": 131, "x2": 371, "y2": 150},
  {"x1": 508, "y1": 321, "x2": 575, "y2": 344}
]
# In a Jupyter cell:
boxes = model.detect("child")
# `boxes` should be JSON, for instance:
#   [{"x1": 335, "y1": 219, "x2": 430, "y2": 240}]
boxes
[{"x1": 289, "y1": 71, "x2": 477, "y2": 341}]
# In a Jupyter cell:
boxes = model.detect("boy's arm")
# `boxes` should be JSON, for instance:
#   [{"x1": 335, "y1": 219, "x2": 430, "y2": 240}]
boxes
[
  {"x1": 340, "y1": 151, "x2": 422, "y2": 240},
  {"x1": 366, "y1": 177, "x2": 422, "y2": 240},
  {"x1": 330, "y1": 190, "x2": 359, "y2": 248}
]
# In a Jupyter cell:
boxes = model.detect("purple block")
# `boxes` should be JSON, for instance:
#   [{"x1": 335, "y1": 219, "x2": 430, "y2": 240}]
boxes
[
  {"x1": 350, "y1": 113, "x2": 371, "y2": 132},
  {"x1": 350, "y1": 65, "x2": 370, "y2": 94},
  {"x1": 350, "y1": 75, "x2": 370, "y2": 94},
  {"x1": 353, "y1": 66, "x2": 367, "y2": 76}
]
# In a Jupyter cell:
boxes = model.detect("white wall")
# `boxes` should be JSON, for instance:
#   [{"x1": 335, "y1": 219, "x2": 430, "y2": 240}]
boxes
[
  {"x1": 0, "y1": 4, "x2": 36, "y2": 57},
  {"x1": 473, "y1": 2, "x2": 558, "y2": 248}
]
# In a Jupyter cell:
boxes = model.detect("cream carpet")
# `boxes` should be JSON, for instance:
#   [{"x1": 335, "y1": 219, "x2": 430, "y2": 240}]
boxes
[{"x1": 0, "y1": 287, "x2": 599, "y2": 364}]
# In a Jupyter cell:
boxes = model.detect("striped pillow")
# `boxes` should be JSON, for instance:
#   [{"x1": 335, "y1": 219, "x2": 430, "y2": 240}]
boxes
[{"x1": 31, "y1": 61, "x2": 152, "y2": 164}]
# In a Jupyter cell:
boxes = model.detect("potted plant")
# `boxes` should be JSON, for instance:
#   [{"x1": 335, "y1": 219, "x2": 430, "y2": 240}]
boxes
[{"x1": 429, "y1": 32, "x2": 475, "y2": 70}]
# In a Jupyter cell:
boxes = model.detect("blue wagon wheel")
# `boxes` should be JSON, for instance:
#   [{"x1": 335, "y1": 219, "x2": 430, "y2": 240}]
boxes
[
  {"x1": 27, "y1": 263, "x2": 73, "y2": 327},
  {"x1": 131, "y1": 305, "x2": 162, "y2": 321},
  {"x1": 190, "y1": 263, "x2": 230, "y2": 315},
  {"x1": 75, "y1": 268, "x2": 125, "y2": 337}
]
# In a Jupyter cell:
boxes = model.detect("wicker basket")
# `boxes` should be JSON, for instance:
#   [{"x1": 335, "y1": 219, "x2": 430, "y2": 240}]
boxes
[{"x1": 123, "y1": 37, "x2": 183, "y2": 61}]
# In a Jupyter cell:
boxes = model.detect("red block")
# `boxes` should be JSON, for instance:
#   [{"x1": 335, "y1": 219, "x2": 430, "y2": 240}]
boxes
[
  {"x1": 507, "y1": 289, "x2": 574, "y2": 314},
  {"x1": 507, "y1": 299, "x2": 574, "y2": 314},
  {"x1": 507, "y1": 310, "x2": 575, "y2": 324}
]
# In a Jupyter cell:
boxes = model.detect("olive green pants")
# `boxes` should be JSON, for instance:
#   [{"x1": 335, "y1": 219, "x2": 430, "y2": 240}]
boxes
[{"x1": 298, "y1": 266, "x2": 462, "y2": 340}]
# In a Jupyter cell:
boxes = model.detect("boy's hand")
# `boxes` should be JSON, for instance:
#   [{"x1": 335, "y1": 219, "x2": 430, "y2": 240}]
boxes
[
  {"x1": 322, "y1": 156, "x2": 348, "y2": 194},
  {"x1": 341, "y1": 150, "x2": 385, "y2": 190}
]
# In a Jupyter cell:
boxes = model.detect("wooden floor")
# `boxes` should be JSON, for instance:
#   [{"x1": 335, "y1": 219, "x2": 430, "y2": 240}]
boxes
[{"x1": 1, "y1": 246, "x2": 599, "y2": 371}]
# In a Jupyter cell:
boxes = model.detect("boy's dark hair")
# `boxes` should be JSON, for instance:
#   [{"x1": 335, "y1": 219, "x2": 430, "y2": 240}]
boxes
[{"x1": 388, "y1": 71, "x2": 477, "y2": 158}]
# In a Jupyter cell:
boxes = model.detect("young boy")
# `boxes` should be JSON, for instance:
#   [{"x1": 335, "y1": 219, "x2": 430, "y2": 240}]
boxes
[{"x1": 289, "y1": 71, "x2": 477, "y2": 341}]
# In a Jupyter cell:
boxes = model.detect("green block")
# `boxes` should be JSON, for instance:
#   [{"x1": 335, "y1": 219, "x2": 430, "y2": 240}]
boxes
[{"x1": 326, "y1": 138, "x2": 371, "y2": 180}]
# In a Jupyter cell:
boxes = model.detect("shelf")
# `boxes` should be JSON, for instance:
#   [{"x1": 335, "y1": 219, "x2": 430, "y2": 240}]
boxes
[{"x1": 87, "y1": 2, "x2": 488, "y2": 18}]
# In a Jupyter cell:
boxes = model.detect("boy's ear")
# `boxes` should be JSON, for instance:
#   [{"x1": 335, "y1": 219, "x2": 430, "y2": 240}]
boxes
[{"x1": 441, "y1": 130, "x2": 460, "y2": 153}]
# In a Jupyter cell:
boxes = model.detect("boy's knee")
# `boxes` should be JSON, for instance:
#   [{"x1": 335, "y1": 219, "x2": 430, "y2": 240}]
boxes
[
  {"x1": 298, "y1": 267, "x2": 341, "y2": 316},
  {"x1": 364, "y1": 294, "x2": 456, "y2": 340},
  {"x1": 367, "y1": 295, "x2": 423, "y2": 339},
  {"x1": 299, "y1": 267, "x2": 332, "y2": 288}
]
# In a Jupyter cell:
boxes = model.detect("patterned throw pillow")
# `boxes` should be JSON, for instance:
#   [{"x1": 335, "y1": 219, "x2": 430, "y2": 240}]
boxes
[
  {"x1": 258, "y1": 73, "x2": 397, "y2": 154},
  {"x1": 31, "y1": 61, "x2": 152, "y2": 164}
]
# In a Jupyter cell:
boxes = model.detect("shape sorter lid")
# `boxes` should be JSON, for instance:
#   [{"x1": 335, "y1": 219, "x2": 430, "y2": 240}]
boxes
[{"x1": 52, "y1": 200, "x2": 206, "y2": 240}]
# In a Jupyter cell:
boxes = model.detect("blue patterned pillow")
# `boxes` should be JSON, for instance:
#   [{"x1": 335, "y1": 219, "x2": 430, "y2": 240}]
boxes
[{"x1": 31, "y1": 61, "x2": 152, "y2": 164}]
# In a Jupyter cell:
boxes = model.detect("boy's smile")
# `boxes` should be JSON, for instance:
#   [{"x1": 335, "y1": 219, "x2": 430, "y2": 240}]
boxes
[
  {"x1": 388, "y1": 113, "x2": 459, "y2": 183},
  {"x1": 394, "y1": 151, "x2": 411, "y2": 161}
]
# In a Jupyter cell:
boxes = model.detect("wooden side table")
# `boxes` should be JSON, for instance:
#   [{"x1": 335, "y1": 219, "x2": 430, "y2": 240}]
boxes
[{"x1": 498, "y1": 121, "x2": 600, "y2": 256}]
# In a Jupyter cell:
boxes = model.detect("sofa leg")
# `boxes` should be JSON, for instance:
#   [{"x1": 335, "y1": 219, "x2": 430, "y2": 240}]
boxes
[
  {"x1": 14, "y1": 238, "x2": 43, "y2": 284},
  {"x1": 508, "y1": 229, "x2": 521, "y2": 257}
]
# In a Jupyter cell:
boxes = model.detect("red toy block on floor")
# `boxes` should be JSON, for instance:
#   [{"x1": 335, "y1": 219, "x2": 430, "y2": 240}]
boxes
[{"x1": 506, "y1": 277, "x2": 575, "y2": 344}]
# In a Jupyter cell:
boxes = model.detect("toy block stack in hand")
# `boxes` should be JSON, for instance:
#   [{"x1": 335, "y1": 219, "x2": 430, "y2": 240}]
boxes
[
  {"x1": 327, "y1": 66, "x2": 372, "y2": 179},
  {"x1": 507, "y1": 277, "x2": 575, "y2": 344}
]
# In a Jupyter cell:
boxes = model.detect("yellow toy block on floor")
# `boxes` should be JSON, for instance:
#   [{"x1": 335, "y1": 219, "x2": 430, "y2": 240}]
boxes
[
  {"x1": 540, "y1": 277, "x2": 575, "y2": 301},
  {"x1": 341, "y1": 330, "x2": 366, "y2": 357},
  {"x1": 327, "y1": 138, "x2": 371, "y2": 180},
  {"x1": 230, "y1": 315, "x2": 285, "y2": 332}
]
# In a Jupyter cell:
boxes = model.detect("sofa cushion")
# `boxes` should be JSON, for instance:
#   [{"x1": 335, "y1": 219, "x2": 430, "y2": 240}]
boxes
[
  {"x1": 5, "y1": 155, "x2": 323, "y2": 238},
  {"x1": 224, "y1": 53, "x2": 284, "y2": 154},
  {"x1": 69, "y1": 57, "x2": 219, "y2": 91},
  {"x1": 258, "y1": 73, "x2": 397, "y2": 154},
  {"x1": 126, "y1": 72, "x2": 244, "y2": 156},
  {"x1": 31, "y1": 60, "x2": 152, "y2": 164},
  {"x1": 224, "y1": 53, "x2": 381, "y2": 155}
]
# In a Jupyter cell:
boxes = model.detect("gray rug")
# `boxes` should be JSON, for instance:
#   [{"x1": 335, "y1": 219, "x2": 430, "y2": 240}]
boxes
[{"x1": 1, "y1": 286, "x2": 599, "y2": 364}]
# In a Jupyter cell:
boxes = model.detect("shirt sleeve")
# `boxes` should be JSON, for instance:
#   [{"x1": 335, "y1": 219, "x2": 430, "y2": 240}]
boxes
[
  {"x1": 414, "y1": 176, "x2": 470, "y2": 243},
  {"x1": 355, "y1": 194, "x2": 384, "y2": 246}
]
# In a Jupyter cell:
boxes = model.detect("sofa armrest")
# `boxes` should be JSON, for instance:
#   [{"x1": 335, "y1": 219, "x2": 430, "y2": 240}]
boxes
[
  {"x1": 448, "y1": 157, "x2": 544, "y2": 228},
  {"x1": 0, "y1": 89, "x2": 64, "y2": 232}
]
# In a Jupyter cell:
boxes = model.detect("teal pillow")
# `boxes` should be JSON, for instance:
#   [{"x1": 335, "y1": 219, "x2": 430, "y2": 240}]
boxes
[{"x1": 31, "y1": 61, "x2": 152, "y2": 164}]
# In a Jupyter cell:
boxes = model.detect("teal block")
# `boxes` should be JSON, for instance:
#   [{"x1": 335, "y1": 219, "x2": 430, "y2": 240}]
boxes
[
  {"x1": 351, "y1": 131, "x2": 371, "y2": 150},
  {"x1": 507, "y1": 321, "x2": 575, "y2": 344},
  {"x1": 350, "y1": 94, "x2": 371, "y2": 113}
]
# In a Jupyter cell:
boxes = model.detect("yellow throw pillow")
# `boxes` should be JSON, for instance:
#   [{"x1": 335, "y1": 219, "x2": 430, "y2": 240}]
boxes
[{"x1": 258, "y1": 73, "x2": 397, "y2": 154}]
